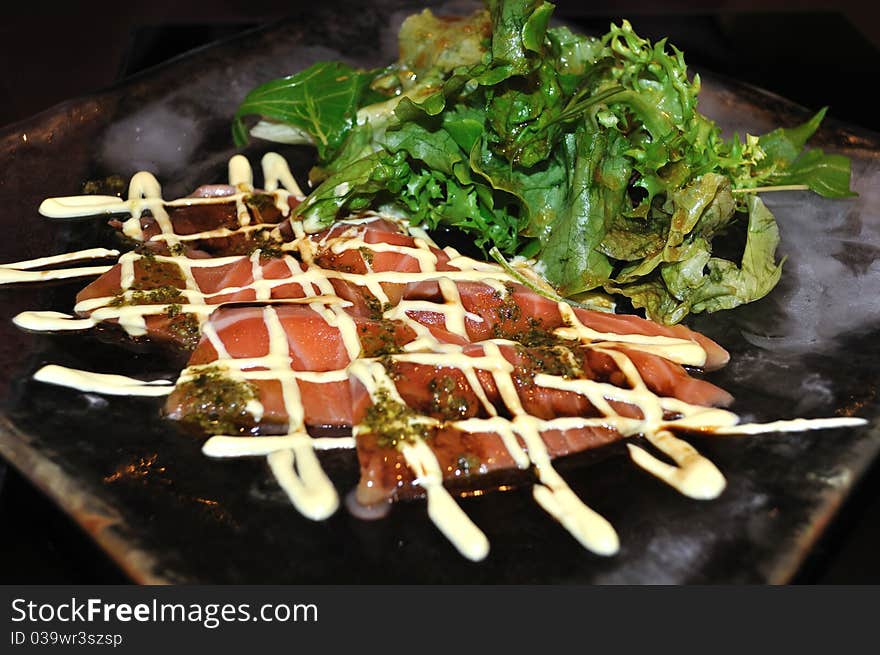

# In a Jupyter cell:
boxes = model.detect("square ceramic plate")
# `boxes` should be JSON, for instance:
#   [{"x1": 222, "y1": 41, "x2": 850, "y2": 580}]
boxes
[{"x1": 0, "y1": 0, "x2": 878, "y2": 583}]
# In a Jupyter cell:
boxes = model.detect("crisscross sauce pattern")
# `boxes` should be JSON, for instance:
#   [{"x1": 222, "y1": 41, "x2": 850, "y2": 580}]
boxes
[{"x1": 3, "y1": 153, "x2": 864, "y2": 561}]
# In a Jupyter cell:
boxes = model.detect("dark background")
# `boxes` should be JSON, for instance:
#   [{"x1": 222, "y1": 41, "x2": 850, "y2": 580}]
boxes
[
  {"x1": 2, "y1": 0, "x2": 879, "y2": 131},
  {"x1": 0, "y1": 0, "x2": 878, "y2": 583}
]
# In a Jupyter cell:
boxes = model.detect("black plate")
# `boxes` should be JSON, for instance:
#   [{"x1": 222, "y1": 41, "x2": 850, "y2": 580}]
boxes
[{"x1": 0, "y1": 0, "x2": 878, "y2": 583}]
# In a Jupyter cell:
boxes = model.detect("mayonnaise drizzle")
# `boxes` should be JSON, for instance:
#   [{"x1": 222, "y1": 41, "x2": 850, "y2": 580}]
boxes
[
  {"x1": 267, "y1": 445, "x2": 339, "y2": 520},
  {"x1": 33, "y1": 364, "x2": 173, "y2": 396},
  {"x1": 8, "y1": 153, "x2": 869, "y2": 562},
  {"x1": 0, "y1": 248, "x2": 119, "y2": 270},
  {"x1": 711, "y1": 417, "x2": 868, "y2": 435},
  {"x1": 0, "y1": 265, "x2": 114, "y2": 284},
  {"x1": 403, "y1": 438, "x2": 491, "y2": 561},
  {"x1": 13, "y1": 311, "x2": 97, "y2": 332}
]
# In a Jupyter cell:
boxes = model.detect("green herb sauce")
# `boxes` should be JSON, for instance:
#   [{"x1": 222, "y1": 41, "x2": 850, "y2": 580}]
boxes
[
  {"x1": 110, "y1": 285, "x2": 184, "y2": 307},
  {"x1": 166, "y1": 304, "x2": 201, "y2": 351},
  {"x1": 132, "y1": 255, "x2": 186, "y2": 290},
  {"x1": 361, "y1": 386, "x2": 429, "y2": 449},
  {"x1": 427, "y1": 375, "x2": 472, "y2": 420},
  {"x1": 177, "y1": 365, "x2": 258, "y2": 435},
  {"x1": 358, "y1": 320, "x2": 403, "y2": 357},
  {"x1": 358, "y1": 246, "x2": 375, "y2": 265}
]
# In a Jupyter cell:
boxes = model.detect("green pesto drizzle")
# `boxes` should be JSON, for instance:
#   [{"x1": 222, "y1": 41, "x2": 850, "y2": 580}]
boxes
[
  {"x1": 364, "y1": 294, "x2": 384, "y2": 320},
  {"x1": 379, "y1": 355, "x2": 401, "y2": 381},
  {"x1": 361, "y1": 386, "x2": 429, "y2": 449},
  {"x1": 427, "y1": 375, "x2": 472, "y2": 420},
  {"x1": 244, "y1": 192, "x2": 276, "y2": 217},
  {"x1": 166, "y1": 304, "x2": 201, "y2": 350},
  {"x1": 455, "y1": 453, "x2": 482, "y2": 477},
  {"x1": 358, "y1": 246, "x2": 374, "y2": 265},
  {"x1": 131, "y1": 254, "x2": 186, "y2": 290},
  {"x1": 110, "y1": 285, "x2": 184, "y2": 307},
  {"x1": 515, "y1": 341, "x2": 584, "y2": 382},
  {"x1": 510, "y1": 319, "x2": 585, "y2": 388},
  {"x1": 248, "y1": 228, "x2": 285, "y2": 259},
  {"x1": 490, "y1": 284, "x2": 522, "y2": 339},
  {"x1": 176, "y1": 365, "x2": 258, "y2": 435},
  {"x1": 358, "y1": 320, "x2": 404, "y2": 357}
]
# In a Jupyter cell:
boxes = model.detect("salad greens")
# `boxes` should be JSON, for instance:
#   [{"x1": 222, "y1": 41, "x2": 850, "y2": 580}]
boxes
[{"x1": 232, "y1": 0, "x2": 854, "y2": 324}]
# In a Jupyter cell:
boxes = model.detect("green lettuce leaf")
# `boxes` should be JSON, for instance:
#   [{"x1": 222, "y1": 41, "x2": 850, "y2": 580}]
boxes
[
  {"x1": 762, "y1": 149, "x2": 855, "y2": 198},
  {"x1": 383, "y1": 122, "x2": 465, "y2": 176},
  {"x1": 232, "y1": 61, "x2": 374, "y2": 160},
  {"x1": 537, "y1": 122, "x2": 630, "y2": 295},
  {"x1": 297, "y1": 151, "x2": 413, "y2": 230},
  {"x1": 610, "y1": 195, "x2": 784, "y2": 323},
  {"x1": 233, "y1": 0, "x2": 855, "y2": 324},
  {"x1": 723, "y1": 108, "x2": 856, "y2": 197},
  {"x1": 478, "y1": 0, "x2": 553, "y2": 84},
  {"x1": 469, "y1": 132, "x2": 566, "y2": 239}
]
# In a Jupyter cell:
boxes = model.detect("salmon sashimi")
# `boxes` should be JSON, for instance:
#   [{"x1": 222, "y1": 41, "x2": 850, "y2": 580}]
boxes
[
  {"x1": 164, "y1": 305, "x2": 417, "y2": 434},
  {"x1": 308, "y1": 218, "x2": 729, "y2": 369},
  {"x1": 19, "y1": 153, "x2": 866, "y2": 562},
  {"x1": 347, "y1": 338, "x2": 730, "y2": 504},
  {"x1": 110, "y1": 185, "x2": 301, "y2": 256},
  {"x1": 73, "y1": 248, "x2": 383, "y2": 350},
  {"x1": 153, "y1": 205, "x2": 734, "y2": 507},
  {"x1": 42, "y1": 158, "x2": 740, "y2": 543}
]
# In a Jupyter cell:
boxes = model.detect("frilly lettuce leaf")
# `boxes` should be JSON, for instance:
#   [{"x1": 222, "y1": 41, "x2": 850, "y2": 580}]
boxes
[
  {"x1": 609, "y1": 195, "x2": 784, "y2": 323},
  {"x1": 536, "y1": 122, "x2": 629, "y2": 295},
  {"x1": 724, "y1": 107, "x2": 856, "y2": 198}
]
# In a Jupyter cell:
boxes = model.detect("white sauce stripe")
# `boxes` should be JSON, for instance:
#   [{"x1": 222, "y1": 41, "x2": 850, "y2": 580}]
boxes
[
  {"x1": 627, "y1": 430, "x2": 727, "y2": 500},
  {"x1": 203, "y1": 435, "x2": 355, "y2": 457},
  {"x1": 403, "y1": 440, "x2": 490, "y2": 561},
  {"x1": 38, "y1": 195, "x2": 130, "y2": 218},
  {"x1": 262, "y1": 152, "x2": 304, "y2": 198},
  {"x1": 711, "y1": 417, "x2": 868, "y2": 435},
  {"x1": 0, "y1": 265, "x2": 113, "y2": 284},
  {"x1": 267, "y1": 446, "x2": 339, "y2": 521},
  {"x1": 555, "y1": 302, "x2": 707, "y2": 367},
  {"x1": 532, "y1": 483, "x2": 620, "y2": 556},
  {"x1": 13, "y1": 311, "x2": 97, "y2": 332},
  {"x1": 0, "y1": 248, "x2": 119, "y2": 270},
  {"x1": 33, "y1": 365, "x2": 173, "y2": 396}
]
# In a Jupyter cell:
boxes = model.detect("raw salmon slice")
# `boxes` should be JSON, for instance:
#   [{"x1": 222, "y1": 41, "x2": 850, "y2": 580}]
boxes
[
  {"x1": 348, "y1": 338, "x2": 730, "y2": 505},
  {"x1": 164, "y1": 305, "x2": 416, "y2": 434},
  {"x1": 84, "y1": 196, "x2": 736, "y2": 510},
  {"x1": 109, "y1": 187, "x2": 300, "y2": 256}
]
